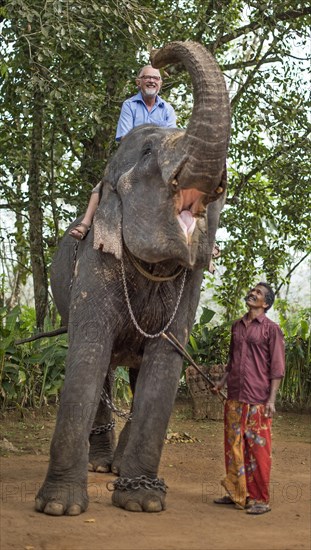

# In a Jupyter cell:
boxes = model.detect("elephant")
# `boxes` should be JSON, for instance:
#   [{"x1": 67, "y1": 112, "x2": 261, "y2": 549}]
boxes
[{"x1": 35, "y1": 40, "x2": 230, "y2": 516}]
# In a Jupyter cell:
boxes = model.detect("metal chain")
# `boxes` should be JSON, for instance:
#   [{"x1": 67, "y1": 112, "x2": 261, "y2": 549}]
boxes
[
  {"x1": 107, "y1": 475, "x2": 168, "y2": 493},
  {"x1": 120, "y1": 254, "x2": 188, "y2": 339},
  {"x1": 90, "y1": 420, "x2": 116, "y2": 435},
  {"x1": 69, "y1": 241, "x2": 79, "y2": 290},
  {"x1": 100, "y1": 388, "x2": 132, "y2": 421}
]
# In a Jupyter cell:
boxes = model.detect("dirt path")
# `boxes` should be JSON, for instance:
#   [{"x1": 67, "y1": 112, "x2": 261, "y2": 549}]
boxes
[{"x1": 1, "y1": 405, "x2": 310, "y2": 550}]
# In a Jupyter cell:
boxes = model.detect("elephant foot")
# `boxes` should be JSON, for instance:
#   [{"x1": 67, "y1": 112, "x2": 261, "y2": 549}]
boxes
[
  {"x1": 88, "y1": 430, "x2": 115, "y2": 473},
  {"x1": 88, "y1": 460, "x2": 111, "y2": 473},
  {"x1": 111, "y1": 456, "x2": 121, "y2": 475},
  {"x1": 109, "y1": 476, "x2": 167, "y2": 513},
  {"x1": 112, "y1": 488, "x2": 166, "y2": 512},
  {"x1": 35, "y1": 480, "x2": 88, "y2": 516}
]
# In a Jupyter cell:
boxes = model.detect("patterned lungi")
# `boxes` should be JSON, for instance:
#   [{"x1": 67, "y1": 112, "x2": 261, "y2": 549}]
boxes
[{"x1": 221, "y1": 399, "x2": 272, "y2": 508}]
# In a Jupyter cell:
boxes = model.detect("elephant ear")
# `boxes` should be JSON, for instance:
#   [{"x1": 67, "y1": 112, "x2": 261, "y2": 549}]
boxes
[{"x1": 93, "y1": 182, "x2": 122, "y2": 259}]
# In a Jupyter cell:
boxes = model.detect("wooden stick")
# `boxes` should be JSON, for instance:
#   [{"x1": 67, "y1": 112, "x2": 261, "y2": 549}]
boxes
[{"x1": 162, "y1": 332, "x2": 227, "y2": 403}]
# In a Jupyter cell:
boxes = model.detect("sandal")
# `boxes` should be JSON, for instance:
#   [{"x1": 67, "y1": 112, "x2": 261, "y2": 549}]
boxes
[
  {"x1": 246, "y1": 503, "x2": 271, "y2": 515},
  {"x1": 214, "y1": 495, "x2": 235, "y2": 505},
  {"x1": 69, "y1": 223, "x2": 90, "y2": 240}
]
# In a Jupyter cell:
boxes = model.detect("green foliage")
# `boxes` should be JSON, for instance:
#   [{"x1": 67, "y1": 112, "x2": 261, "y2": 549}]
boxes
[
  {"x1": 188, "y1": 307, "x2": 232, "y2": 366},
  {"x1": 1, "y1": 301, "x2": 310, "y2": 410},
  {"x1": 113, "y1": 367, "x2": 132, "y2": 405},
  {"x1": 276, "y1": 301, "x2": 311, "y2": 406},
  {"x1": 1, "y1": 2, "x2": 310, "y2": 404},
  {"x1": 0, "y1": 305, "x2": 134, "y2": 410},
  {"x1": 0, "y1": 305, "x2": 67, "y2": 409}
]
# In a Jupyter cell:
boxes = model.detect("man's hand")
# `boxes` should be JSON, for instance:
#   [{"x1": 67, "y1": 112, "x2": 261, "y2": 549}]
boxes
[
  {"x1": 265, "y1": 379, "x2": 282, "y2": 418},
  {"x1": 211, "y1": 372, "x2": 229, "y2": 394},
  {"x1": 264, "y1": 401, "x2": 276, "y2": 418}
]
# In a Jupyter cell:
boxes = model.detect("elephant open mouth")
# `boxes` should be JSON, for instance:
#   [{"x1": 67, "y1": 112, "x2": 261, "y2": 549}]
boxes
[{"x1": 175, "y1": 188, "x2": 206, "y2": 242}]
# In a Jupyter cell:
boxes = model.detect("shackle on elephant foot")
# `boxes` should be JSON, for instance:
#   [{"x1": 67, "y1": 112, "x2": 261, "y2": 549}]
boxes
[
  {"x1": 108, "y1": 475, "x2": 167, "y2": 512},
  {"x1": 111, "y1": 487, "x2": 166, "y2": 512}
]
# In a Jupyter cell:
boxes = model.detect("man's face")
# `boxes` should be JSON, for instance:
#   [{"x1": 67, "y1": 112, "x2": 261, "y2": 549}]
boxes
[
  {"x1": 136, "y1": 67, "x2": 162, "y2": 99},
  {"x1": 245, "y1": 285, "x2": 269, "y2": 310}
]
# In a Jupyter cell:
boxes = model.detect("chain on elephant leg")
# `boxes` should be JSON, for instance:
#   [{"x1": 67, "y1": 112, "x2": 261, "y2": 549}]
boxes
[
  {"x1": 88, "y1": 424, "x2": 116, "y2": 473},
  {"x1": 108, "y1": 477, "x2": 167, "y2": 512}
]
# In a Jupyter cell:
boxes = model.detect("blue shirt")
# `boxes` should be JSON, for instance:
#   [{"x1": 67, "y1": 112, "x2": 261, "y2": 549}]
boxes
[{"x1": 116, "y1": 91, "x2": 177, "y2": 141}]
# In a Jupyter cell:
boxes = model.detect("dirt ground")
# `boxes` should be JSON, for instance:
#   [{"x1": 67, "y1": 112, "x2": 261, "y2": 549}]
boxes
[{"x1": 1, "y1": 401, "x2": 310, "y2": 550}]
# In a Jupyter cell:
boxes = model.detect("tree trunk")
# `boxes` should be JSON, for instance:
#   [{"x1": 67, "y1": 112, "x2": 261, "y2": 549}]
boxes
[{"x1": 28, "y1": 88, "x2": 48, "y2": 330}]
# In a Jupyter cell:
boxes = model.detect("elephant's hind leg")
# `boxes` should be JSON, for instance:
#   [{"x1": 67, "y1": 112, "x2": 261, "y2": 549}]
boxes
[{"x1": 88, "y1": 371, "x2": 116, "y2": 473}]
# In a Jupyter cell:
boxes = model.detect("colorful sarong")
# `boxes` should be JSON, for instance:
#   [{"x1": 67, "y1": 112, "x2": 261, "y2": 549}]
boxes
[{"x1": 221, "y1": 399, "x2": 272, "y2": 507}]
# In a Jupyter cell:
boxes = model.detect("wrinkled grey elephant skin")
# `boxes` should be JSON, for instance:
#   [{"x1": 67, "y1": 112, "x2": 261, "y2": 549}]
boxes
[{"x1": 35, "y1": 41, "x2": 230, "y2": 516}]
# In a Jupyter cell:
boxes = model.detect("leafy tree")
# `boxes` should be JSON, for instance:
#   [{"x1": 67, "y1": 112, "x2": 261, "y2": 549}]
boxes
[
  {"x1": 149, "y1": 0, "x2": 311, "y2": 318},
  {"x1": 1, "y1": 0, "x2": 310, "y2": 326},
  {"x1": 1, "y1": 0, "x2": 153, "y2": 328}
]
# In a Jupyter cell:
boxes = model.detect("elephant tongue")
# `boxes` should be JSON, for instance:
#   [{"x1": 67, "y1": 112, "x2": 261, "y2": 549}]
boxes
[{"x1": 177, "y1": 210, "x2": 196, "y2": 241}]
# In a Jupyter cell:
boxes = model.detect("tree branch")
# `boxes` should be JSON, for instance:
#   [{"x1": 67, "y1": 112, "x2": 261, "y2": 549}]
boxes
[
  {"x1": 209, "y1": 7, "x2": 311, "y2": 50},
  {"x1": 275, "y1": 252, "x2": 310, "y2": 295},
  {"x1": 223, "y1": 56, "x2": 281, "y2": 70},
  {"x1": 230, "y1": 35, "x2": 280, "y2": 111},
  {"x1": 227, "y1": 131, "x2": 311, "y2": 202}
]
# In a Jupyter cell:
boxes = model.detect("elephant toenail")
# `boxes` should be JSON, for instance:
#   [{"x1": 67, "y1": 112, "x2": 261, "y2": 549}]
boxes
[
  {"x1": 124, "y1": 501, "x2": 143, "y2": 512},
  {"x1": 44, "y1": 502, "x2": 64, "y2": 516},
  {"x1": 67, "y1": 504, "x2": 82, "y2": 516}
]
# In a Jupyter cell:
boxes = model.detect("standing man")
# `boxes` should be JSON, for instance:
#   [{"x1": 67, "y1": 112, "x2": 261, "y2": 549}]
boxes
[
  {"x1": 116, "y1": 65, "x2": 177, "y2": 141},
  {"x1": 70, "y1": 65, "x2": 176, "y2": 240},
  {"x1": 213, "y1": 282, "x2": 285, "y2": 515}
]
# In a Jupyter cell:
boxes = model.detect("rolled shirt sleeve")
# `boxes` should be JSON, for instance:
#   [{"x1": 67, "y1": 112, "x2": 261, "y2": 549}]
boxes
[
  {"x1": 164, "y1": 104, "x2": 177, "y2": 127},
  {"x1": 268, "y1": 324, "x2": 285, "y2": 379},
  {"x1": 116, "y1": 101, "x2": 136, "y2": 141}
]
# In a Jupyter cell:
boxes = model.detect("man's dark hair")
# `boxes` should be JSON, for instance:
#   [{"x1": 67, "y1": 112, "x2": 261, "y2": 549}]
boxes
[{"x1": 258, "y1": 282, "x2": 275, "y2": 311}]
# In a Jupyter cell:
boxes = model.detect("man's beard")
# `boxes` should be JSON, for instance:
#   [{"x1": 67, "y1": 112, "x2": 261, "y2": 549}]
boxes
[{"x1": 143, "y1": 88, "x2": 157, "y2": 98}]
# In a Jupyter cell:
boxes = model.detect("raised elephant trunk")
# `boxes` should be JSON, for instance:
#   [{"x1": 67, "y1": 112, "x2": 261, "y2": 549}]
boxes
[{"x1": 151, "y1": 41, "x2": 230, "y2": 196}]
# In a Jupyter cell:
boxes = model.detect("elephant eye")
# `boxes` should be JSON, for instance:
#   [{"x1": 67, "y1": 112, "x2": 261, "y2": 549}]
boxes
[{"x1": 142, "y1": 145, "x2": 152, "y2": 157}]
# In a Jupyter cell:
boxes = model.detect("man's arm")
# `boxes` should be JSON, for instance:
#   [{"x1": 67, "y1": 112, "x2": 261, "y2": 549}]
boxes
[
  {"x1": 265, "y1": 378, "x2": 282, "y2": 417},
  {"x1": 116, "y1": 102, "x2": 135, "y2": 141},
  {"x1": 165, "y1": 104, "x2": 177, "y2": 128},
  {"x1": 265, "y1": 323, "x2": 285, "y2": 417}
]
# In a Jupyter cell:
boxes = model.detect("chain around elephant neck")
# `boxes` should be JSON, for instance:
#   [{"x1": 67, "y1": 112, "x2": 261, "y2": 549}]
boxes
[
  {"x1": 125, "y1": 245, "x2": 184, "y2": 282},
  {"x1": 120, "y1": 254, "x2": 187, "y2": 339}
]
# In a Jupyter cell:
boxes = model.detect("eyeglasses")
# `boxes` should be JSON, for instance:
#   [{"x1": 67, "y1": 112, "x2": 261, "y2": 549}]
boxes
[{"x1": 139, "y1": 75, "x2": 162, "y2": 81}]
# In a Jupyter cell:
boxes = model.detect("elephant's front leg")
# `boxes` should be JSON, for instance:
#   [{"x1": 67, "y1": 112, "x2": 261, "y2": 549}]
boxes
[
  {"x1": 35, "y1": 339, "x2": 111, "y2": 516},
  {"x1": 111, "y1": 338, "x2": 182, "y2": 513}
]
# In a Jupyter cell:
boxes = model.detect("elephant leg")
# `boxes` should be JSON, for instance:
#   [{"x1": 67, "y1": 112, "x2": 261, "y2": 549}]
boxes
[
  {"x1": 88, "y1": 369, "x2": 116, "y2": 473},
  {"x1": 35, "y1": 340, "x2": 111, "y2": 516},
  {"x1": 111, "y1": 339, "x2": 183, "y2": 513},
  {"x1": 111, "y1": 368, "x2": 138, "y2": 475}
]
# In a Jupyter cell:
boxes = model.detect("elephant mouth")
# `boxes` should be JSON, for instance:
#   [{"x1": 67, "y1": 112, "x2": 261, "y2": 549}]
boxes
[{"x1": 175, "y1": 188, "x2": 206, "y2": 243}]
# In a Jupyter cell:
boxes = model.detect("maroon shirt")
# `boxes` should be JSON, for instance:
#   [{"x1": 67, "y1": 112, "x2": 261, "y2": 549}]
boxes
[{"x1": 226, "y1": 313, "x2": 285, "y2": 404}]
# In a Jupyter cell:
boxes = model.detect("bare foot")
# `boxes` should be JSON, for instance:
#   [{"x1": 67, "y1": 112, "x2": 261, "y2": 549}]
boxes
[{"x1": 69, "y1": 223, "x2": 90, "y2": 240}]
